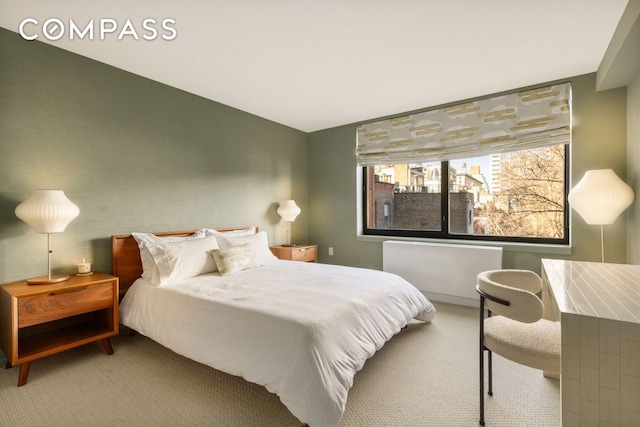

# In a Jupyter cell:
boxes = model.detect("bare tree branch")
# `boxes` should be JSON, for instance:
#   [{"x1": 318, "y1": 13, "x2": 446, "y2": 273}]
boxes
[{"x1": 480, "y1": 145, "x2": 565, "y2": 238}]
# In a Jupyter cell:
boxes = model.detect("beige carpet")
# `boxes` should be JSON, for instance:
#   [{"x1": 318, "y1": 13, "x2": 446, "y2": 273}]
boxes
[{"x1": 0, "y1": 302, "x2": 559, "y2": 426}]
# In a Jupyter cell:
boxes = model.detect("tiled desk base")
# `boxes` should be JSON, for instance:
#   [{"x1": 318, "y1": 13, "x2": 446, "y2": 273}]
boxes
[{"x1": 560, "y1": 313, "x2": 640, "y2": 427}]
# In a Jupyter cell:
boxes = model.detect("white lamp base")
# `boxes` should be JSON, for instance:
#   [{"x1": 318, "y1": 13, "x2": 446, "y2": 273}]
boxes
[{"x1": 27, "y1": 274, "x2": 70, "y2": 285}]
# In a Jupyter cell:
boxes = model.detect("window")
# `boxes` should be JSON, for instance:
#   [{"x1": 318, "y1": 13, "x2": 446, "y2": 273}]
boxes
[
  {"x1": 358, "y1": 82, "x2": 571, "y2": 245},
  {"x1": 363, "y1": 144, "x2": 569, "y2": 244}
]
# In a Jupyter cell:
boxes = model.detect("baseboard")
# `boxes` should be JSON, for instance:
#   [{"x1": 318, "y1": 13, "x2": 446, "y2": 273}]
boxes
[{"x1": 421, "y1": 291, "x2": 477, "y2": 307}]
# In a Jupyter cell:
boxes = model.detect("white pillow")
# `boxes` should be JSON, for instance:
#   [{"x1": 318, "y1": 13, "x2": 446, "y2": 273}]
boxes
[
  {"x1": 132, "y1": 230, "x2": 206, "y2": 280},
  {"x1": 205, "y1": 226, "x2": 256, "y2": 237},
  {"x1": 146, "y1": 234, "x2": 220, "y2": 285},
  {"x1": 215, "y1": 231, "x2": 277, "y2": 268},
  {"x1": 210, "y1": 245, "x2": 254, "y2": 276}
]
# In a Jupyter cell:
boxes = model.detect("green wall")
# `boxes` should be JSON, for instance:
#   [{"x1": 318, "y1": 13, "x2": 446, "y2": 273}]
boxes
[
  {"x1": 0, "y1": 26, "x2": 631, "y2": 284},
  {"x1": 308, "y1": 73, "x2": 628, "y2": 274},
  {"x1": 0, "y1": 28, "x2": 309, "y2": 283},
  {"x1": 627, "y1": 74, "x2": 640, "y2": 264}
]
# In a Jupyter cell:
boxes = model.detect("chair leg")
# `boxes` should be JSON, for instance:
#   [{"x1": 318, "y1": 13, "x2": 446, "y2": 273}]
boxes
[
  {"x1": 487, "y1": 349, "x2": 493, "y2": 396},
  {"x1": 479, "y1": 297, "x2": 485, "y2": 426},
  {"x1": 480, "y1": 349, "x2": 485, "y2": 425}
]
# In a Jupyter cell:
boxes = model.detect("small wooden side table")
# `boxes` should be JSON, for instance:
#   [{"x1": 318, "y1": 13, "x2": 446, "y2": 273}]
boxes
[{"x1": 0, "y1": 272, "x2": 119, "y2": 386}]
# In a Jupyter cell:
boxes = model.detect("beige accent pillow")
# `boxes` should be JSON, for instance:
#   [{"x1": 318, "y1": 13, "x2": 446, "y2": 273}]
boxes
[{"x1": 210, "y1": 245, "x2": 254, "y2": 276}]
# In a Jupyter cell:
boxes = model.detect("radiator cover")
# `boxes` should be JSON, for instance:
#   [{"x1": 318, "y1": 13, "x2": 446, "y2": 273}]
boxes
[{"x1": 383, "y1": 241, "x2": 503, "y2": 307}]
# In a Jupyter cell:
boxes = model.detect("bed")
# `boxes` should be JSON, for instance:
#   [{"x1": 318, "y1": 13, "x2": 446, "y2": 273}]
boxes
[{"x1": 112, "y1": 227, "x2": 436, "y2": 427}]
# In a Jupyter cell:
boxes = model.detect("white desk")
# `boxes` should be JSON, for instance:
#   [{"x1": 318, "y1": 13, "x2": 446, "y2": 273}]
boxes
[{"x1": 541, "y1": 259, "x2": 640, "y2": 427}]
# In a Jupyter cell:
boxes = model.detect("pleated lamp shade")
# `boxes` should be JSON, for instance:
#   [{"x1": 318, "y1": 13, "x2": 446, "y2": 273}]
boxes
[
  {"x1": 15, "y1": 189, "x2": 80, "y2": 233},
  {"x1": 568, "y1": 169, "x2": 634, "y2": 225},
  {"x1": 277, "y1": 200, "x2": 301, "y2": 222},
  {"x1": 15, "y1": 190, "x2": 80, "y2": 284}
]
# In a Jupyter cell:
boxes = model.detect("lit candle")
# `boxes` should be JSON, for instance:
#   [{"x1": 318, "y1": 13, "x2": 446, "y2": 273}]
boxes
[{"x1": 78, "y1": 258, "x2": 91, "y2": 274}]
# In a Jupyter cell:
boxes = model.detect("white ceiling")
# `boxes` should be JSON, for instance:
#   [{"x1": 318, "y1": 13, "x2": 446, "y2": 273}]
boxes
[{"x1": 0, "y1": 1, "x2": 629, "y2": 132}]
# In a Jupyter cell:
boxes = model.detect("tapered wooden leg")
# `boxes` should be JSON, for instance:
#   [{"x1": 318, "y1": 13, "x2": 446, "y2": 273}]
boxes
[
  {"x1": 101, "y1": 338, "x2": 114, "y2": 355},
  {"x1": 17, "y1": 362, "x2": 31, "y2": 387}
]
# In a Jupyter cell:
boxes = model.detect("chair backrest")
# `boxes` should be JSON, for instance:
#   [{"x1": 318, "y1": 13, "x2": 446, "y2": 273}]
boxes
[{"x1": 477, "y1": 269, "x2": 544, "y2": 323}]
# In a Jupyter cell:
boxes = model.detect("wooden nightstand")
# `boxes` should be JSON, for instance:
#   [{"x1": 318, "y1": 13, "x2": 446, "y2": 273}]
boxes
[
  {"x1": 270, "y1": 244, "x2": 318, "y2": 262},
  {"x1": 0, "y1": 272, "x2": 119, "y2": 386}
]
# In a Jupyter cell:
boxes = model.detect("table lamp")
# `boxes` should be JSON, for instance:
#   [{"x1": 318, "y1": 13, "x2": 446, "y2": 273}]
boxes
[
  {"x1": 277, "y1": 200, "x2": 301, "y2": 246},
  {"x1": 568, "y1": 169, "x2": 634, "y2": 262},
  {"x1": 15, "y1": 189, "x2": 80, "y2": 284}
]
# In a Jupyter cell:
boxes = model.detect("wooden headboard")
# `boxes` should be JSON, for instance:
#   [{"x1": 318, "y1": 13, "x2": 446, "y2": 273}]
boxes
[{"x1": 111, "y1": 227, "x2": 255, "y2": 296}]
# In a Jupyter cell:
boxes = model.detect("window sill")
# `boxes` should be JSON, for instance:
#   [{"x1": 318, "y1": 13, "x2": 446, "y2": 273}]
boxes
[{"x1": 356, "y1": 234, "x2": 572, "y2": 255}]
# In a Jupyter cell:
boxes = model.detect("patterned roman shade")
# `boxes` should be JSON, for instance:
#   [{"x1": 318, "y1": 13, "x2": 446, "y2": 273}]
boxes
[{"x1": 355, "y1": 82, "x2": 571, "y2": 166}]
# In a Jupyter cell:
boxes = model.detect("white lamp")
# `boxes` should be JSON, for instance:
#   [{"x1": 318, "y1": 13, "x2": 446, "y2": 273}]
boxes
[
  {"x1": 15, "y1": 189, "x2": 80, "y2": 284},
  {"x1": 277, "y1": 199, "x2": 301, "y2": 247},
  {"x1": 568, "y1": 169, "x2": 634, "y2": 262}
]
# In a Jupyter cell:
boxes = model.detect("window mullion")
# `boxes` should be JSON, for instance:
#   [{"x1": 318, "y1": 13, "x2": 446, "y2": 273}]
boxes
[{"x1": 441, "y1": 161, "x2": 449, "y2": 236}]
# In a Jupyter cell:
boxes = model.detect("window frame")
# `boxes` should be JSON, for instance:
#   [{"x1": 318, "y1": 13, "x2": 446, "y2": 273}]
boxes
[{"x1": 362, "y1": 144, "x2": 570, "y2": 245}]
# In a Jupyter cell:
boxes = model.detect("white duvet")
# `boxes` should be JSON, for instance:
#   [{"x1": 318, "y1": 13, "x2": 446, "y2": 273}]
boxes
[{"x1": 120, "y1": 259, "x2": 435, "y2": 427}]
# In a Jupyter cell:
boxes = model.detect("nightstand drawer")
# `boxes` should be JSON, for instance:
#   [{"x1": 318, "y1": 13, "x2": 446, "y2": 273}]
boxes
[
  {"x1": 18, "y1": 282, "x2": 114, "y2": 328},
  {"x1": 270, "y1": 244, "x2": 318, "y2": 262},
  {"x1": 292, "y1": 246, "x2": 317, "y2": 262}
]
